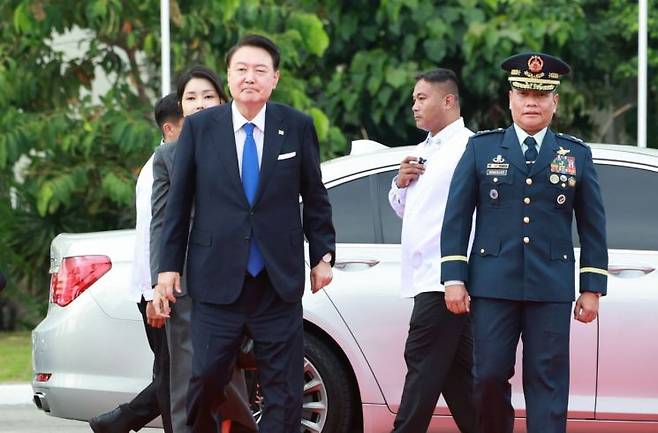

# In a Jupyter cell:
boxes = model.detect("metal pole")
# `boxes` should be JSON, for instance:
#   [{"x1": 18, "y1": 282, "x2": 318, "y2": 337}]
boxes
[
  {"x1": 638, "y1": 0, "x2": 648, "y2": 147},
  {"x1": 160, "y1": 0, "x2": 171, "y2": 96}
]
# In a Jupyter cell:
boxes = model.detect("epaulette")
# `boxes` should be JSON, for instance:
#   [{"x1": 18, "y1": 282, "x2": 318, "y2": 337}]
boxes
[
  {"x1": 473, "y1": 128, "x2": 504, "y2": 138},
  {"x1": 556, "y1": 132, "x2": 589, "y2": 147}
]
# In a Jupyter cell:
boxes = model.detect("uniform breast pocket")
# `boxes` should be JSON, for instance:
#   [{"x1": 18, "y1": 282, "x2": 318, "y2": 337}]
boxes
[{"x1": 481, "y1": 170, "x2": 515, "y2": 208}]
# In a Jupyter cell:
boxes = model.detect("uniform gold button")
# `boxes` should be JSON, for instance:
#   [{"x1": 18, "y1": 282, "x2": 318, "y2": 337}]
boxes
[
  {"x1": 523, "y1": 216, "x2": 530, "y2": 224},
  {"x1": 493, "y1": 177, "x2": 498, "y2": 183},
  {"x1": 480, "y1": 248, "x2": 485, "y2": 254},
  {"x1": 524, "y1": 197, "x2": 531, "y2": 204},
  {"x1": 563, "y1": 254, "x2": 568, "y2": 260},
  {"x1": 526, "y1": 178, "x2": 533, "y2": 185},
  {"x1": 523, "y1": 236, "x2": 530, "y2": 244}
]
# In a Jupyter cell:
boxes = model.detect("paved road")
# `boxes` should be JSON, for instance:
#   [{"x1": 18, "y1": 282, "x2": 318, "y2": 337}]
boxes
[
  {"x1": 0, "y1": 383, "x2": 154, "y2": 433},
  {"x1": 1, "y1": 404, "x2": 164, "y2": 433}
]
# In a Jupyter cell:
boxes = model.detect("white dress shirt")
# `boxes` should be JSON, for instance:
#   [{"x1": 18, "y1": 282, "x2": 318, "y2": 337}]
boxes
[
  {"x1": 389, "y1": 117, "x2": 473, "y2": 297},
  {"x1": 129, "y1": 151, "x2": 157, "y2": 302},
  {"x1": 232, "y1": 102, "x2": 266, "y2": 174}
]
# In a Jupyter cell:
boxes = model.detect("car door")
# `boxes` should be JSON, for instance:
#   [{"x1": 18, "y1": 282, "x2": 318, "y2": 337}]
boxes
[
  {"x1": 321, "y1": 167, "x2": 417, "y2": 412},
  {"x1": 591, "y1": 160, "x2": 658, "y2": 421}
]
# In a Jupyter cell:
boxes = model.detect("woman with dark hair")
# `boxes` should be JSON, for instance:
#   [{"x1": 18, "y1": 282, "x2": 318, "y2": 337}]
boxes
[{"x1": 151, "y1": 65, "x2": 257, "y2": 433}]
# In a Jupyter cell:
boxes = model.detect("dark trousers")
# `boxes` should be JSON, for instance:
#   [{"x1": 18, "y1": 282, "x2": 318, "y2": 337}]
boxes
[
  {"x1": 121, "y1": 297, "x2": 173, "y2": 432},
  {"x1": 187, "y1": 271, "x2": 303, "y2": 433},
  {"x1": 470, "y1": 298, "x2": 571, "y2": 433},
  {"x1": 392, "y1": 291, "x2": 477, "y2": 433}
]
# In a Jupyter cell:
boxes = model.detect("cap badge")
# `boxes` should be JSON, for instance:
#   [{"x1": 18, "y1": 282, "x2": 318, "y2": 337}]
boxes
[{"x1": 528, "y1": 55, "x2": 544, "y2": 73}]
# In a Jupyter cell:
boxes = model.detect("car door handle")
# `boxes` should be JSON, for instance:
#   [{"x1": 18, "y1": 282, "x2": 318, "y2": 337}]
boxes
[
  {"x1": 334, "y1": 259, "x2": 380, "y2": 271},
  {"x1": 608, "y1": 264, "x2": 656, "y2": 278}
]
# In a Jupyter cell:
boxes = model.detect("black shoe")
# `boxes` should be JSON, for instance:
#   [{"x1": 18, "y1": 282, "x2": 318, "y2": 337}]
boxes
[{"x1": 89, "y1": 407, "x2": 131, "y2": 433}]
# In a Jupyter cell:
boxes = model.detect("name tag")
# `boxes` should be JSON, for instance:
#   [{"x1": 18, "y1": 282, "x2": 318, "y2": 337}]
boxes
[{"x1": 486, "y1": 169, "x2": 508, "y2": 176}]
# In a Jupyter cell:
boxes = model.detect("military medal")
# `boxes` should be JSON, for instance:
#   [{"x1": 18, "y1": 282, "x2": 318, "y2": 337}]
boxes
[
  {"x1": 560, "y1": 174, "x2": 567, "y2": 182},
  {"x1": 549, "y1": 174, "x2": 560, "y2": 184},
  {"x1": 556, "y1": 194, "x2": 566, "y2": 205},
  {"x1": 568, "y1": 176, "x2": 576, "y2": 187},
  {"x1": 489, "y1": 189, "x2": 499, "y2": 200}
]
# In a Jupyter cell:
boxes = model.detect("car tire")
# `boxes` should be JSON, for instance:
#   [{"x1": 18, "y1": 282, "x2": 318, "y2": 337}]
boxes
[
  {"x1": 303, "y1": 332, "x2": 357, "y2": 433},
  {"x1": 245, "y1": 332, "x2": 357, "y2": 433}
]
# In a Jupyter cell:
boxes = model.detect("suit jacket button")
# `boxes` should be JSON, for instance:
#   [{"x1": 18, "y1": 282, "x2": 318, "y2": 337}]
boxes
[
  {"x1": 523, "y1": 197, "x2": 531, "y2": 205},
  {"x1": 249, "y1": 211, "x2": 255, "y2": 216},
  {"x1": 523, "y1": 236, "x2": 530, "y2": 244},
  {"x1": 526, "y1": 178, "x2": 533, "y2": 185},
  {"x1": 244, "y1": 235, "x2": 251, "y2": 240},
  {"x1": 523, "y1": 216, "x2": 530, "y2": 224}
]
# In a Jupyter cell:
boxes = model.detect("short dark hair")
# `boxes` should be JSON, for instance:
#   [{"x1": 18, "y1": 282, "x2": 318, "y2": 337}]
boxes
[
  {"x1": 175, "y1": 65, "x2": 227, "y2": 105},
  {"x1": 415, "y1": 68, "x2": 460, "y2": 98},
  {"x1": 226, "y1": 34, "x2": 281, "y2": 70},
  {"x1": 154, "y1": 93, "x2": 182, "y2": 132}
]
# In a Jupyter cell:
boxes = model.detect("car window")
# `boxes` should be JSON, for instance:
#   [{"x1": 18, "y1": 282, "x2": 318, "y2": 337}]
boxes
[
  {"x1": 594, "y1": 164, "x2": 658, "y2": 251},
  {"x1": 328, "y1": 176, "x2": 377, "y2": 243},
  {"x1": 376, "y1": 171, "x2": 402, "y2": 244}
]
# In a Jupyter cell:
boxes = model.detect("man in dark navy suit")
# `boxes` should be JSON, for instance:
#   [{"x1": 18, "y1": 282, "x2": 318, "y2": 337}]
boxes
[
  {"x1": 155, "y1": 35, "x2": 335, "y2": 433},
  {"x1": 440, "y1": 53, "x2": 608, "y2": 433}
]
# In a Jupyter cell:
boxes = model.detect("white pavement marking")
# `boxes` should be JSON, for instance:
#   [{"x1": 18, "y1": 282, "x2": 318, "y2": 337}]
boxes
[{"x1": 0, "y1": 383, "x2": 33, "y2": 405}]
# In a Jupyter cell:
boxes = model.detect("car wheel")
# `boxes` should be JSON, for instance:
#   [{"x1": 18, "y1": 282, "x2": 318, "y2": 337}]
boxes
[{"x1": 246, "y1": 332, "x2": 357, "y2": 433}]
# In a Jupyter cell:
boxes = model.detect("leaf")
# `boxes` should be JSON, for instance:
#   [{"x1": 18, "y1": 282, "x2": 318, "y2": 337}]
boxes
[
  {"x1": 384, "y1": 65, "x2": 408, "y2": 89},
  {"x1": 36, "y1": 183, "x2": 53, "y2": 217},
  {"x1": 288, "y1": 13, "x2": 329, "y2": 56},
  {"x1": 308, "y1": 107, "x2": 330, "y2": 141}
]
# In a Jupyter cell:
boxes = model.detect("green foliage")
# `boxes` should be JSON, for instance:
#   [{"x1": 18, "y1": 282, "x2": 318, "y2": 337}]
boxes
[{"x1": 0, "y1": 0, "x2": 656, "y2": 326}]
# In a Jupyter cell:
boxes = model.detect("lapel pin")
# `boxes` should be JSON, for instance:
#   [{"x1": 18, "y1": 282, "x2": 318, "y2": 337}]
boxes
[{"x1": 278, "y1": 129, "x2": 285, "y2": 135}]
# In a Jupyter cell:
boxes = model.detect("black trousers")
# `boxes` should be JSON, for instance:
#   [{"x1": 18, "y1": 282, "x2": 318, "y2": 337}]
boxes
[
  {"x1": 187, "y1": 271, "x2": 301, "y2": 433},
  {"x1": 470, "y1": 298, "x2": 571, "y2": 433},
  {"x1": 392, "y1": 291, "x2": 477, "y2": 433},
  {"x1": 120, "y1": 297, "x2": 173, "y2": 432}
]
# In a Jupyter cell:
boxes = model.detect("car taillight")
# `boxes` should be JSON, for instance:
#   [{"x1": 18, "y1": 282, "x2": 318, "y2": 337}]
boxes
[{"x1": 49, "y1": 255, "x2": 112, "y2": 306}]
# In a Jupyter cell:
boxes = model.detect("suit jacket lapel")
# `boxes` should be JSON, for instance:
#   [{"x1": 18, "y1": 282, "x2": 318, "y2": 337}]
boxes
[
  {"x1": 529, "y1": 129, "x2": 559, "y2": 177},
  {"x1": 500, "y1": 126, "x2": 526, "y2": 173},
  {"x1": 210, "y1": 105, "x2": 249, "y2": 206},
  {"x1": 254, "y1": 103, "x2": 285, "y2": 205}
]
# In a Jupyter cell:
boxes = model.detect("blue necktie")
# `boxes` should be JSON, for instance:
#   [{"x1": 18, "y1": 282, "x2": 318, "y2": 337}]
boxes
[
  {"x1": 524, "y1": 136, "x2": 538, "y2": 167},
  {"x1": 242, "y1": 123, "x2": 264, "y2": 276}
]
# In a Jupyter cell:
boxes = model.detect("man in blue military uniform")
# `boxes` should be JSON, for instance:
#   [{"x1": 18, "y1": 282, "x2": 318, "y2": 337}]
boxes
[{"x1": 440, "y1": 53, "x2": 608, "y2": 433}]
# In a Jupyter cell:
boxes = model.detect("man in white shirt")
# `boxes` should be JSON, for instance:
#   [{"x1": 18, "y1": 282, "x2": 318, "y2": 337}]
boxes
[
  {"x1": 89, "y1": 93, "x2": 183, "y2": 433},
  {"x1": 388, "y1": 69, "x2": 477, "y2": 433}
]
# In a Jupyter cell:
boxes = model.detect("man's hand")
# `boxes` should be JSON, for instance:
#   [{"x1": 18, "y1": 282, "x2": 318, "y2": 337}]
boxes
[
  {"x1": 153, "y1": 272, "x2": 180, "y2": 318},
  {"x1": 574, "y1": 292, "x2": 600, "y2": 323},
  {"x1": 395, "y1": 156, "x2": 425, "y2": 188},
  {"x1": 445, "y1": 283, "x2": 471, "y2": 315},
  {"x1": 310, "y1": 261, "x2": 332, "y2": 294},
  {"x1": 146, "y1": 300, "x2": 166, "y2": 328}
]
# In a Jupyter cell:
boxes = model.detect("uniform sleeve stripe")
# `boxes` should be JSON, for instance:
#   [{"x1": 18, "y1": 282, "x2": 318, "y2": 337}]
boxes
[
  {"x1": 580, "y1": 267, "x2": 608, "y2": 276},
  {"x1": 441, "y1": 255, "x2": 468, "y2": 263}
]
